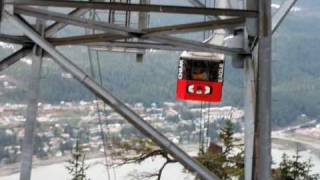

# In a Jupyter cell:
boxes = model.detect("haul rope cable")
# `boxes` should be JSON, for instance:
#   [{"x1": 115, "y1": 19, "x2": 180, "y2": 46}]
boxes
[
  {"x1": 86, "y1": 10, "x2": 113, "y2": 180},
  {"x1": 94, "y1": 49, "x2": 118, "y2": 180},
  {"x1": 203, "y1": 0, "x2": 207, "y2": 40},
  {"x1": 199, "y1": 102, "x2": 206, "y2": 155},
  {"x1": 87, "y1": 44, "x2": 113, "y2": 180},
  {"x1": 199, "y1": 0, "x2": 211, "y2": 154},
  {"x1": 93, "y1": 11, "x2": 118, "y2": 180},
  {"x1": 206, "y1": 102, "x2": 211, "y2": 149},
  {"x1": 199, "y1": 102, "x2": 202, "y2": 154}
]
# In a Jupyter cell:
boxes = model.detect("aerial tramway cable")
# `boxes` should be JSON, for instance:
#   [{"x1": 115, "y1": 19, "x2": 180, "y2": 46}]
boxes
[
  {"x1": 94, "y1": 10, "x2": 118, "y2": 180},
  {"x1": 206, "y1": 102, "x2": 211, "y2": 148},
  {"x1": 198, "y1": 0, "x2": 214, "y2": 155},
  {"x1": 199, "y1": 102, "x2": 207, "y2": 155},
  {"x1": 87, "y1": 47, "x2": 113, "y2": 180},
  {"x1": 85, "y1": 10, "x2": 115, "y2": 180},
  {"x1": 199, "y1": 102, "x2": 213, "y2": 154}
]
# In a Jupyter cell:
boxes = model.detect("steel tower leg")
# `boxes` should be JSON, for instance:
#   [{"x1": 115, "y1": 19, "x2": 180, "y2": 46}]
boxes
[
  {"x1": 4, "y1": 11, "x2": 221, "y2": 180},
  {"x1": 244, "y1": 0, "x2": 258, "y2": 179},
  {"x1": 19, "y1": 18, "x2": 44, "y2": 180},
  {"x1": 244, "y1": 56, "x2": 256, "y2": 180},
  {"x1": 254, "y1": 0, "x2": 272, "y2": 179}
]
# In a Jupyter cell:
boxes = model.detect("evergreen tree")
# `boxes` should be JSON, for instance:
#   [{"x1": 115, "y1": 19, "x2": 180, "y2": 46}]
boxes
[
  {"x1": 197, "y1": 119, "x2": 244, "y2": 180},
  {"x1": 274, "y1": 149, "x2": 320, "y2": 180},
  {"x1": 66, "y1": 139, "x2": 90, "y2": 180}
]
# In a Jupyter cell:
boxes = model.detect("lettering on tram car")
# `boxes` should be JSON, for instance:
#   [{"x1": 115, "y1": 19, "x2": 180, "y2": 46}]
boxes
[
  {"x1": 178, "y1": 59, "x2": 184, "y2": 80},
  {"x1": 218, "y1": 63, "x2": 224, "y2": 82}
]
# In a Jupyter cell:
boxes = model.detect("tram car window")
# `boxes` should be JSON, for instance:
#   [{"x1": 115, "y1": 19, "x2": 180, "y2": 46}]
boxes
[{"x1": 176, "y1": 51, "x2": 225, "y2": 103}]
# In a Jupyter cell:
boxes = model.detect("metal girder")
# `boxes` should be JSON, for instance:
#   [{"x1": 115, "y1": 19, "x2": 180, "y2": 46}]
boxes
[
  {"x1": 15, "y1": 6, "x2": 138, "y2": 36},
  {"x1": 0, "y1": 33, "x2": 31, "y2": 44},
  {"x1": 49, "y1": 33, "x2": 127, "y2": 46},
  {"x1": 87, "y1": 41, "x2": 197, "y2": 52},
  {"x1": 0, "y1": 11, "x2": 90, "y2": 44},
  {"x1": 48, "y1": 18, "x2": 245, "y2": 45},
  {"x1": 48, "y1": 17, "x2": 245, "y2": 46},
  {"x1": 144, "y1": 18, "x2": 245, "y2": 35},
  {"x1": 15, "y1": 6, "x2": 245, "y2": 55},
  {"x1": 45, "y1": 8, "x2": 89, "y2": 37},
  {"x1": 20, "y1": 16, "x2": 45, "y2": 180},
  {"x1": 16, "y1": 5, "x2": 245, "y2": 35},
  {"x1": 0, "y1": 32, "x2": 241, "y2": 53},
  {"x1": 254, "y1": 0, "x2": 272, "y2": 179},
  {"x1": 0, "y1": 8, "x2": 91, "y2": 71},
  {"x1": 3, "y1": 10, "x2": 221, "y2": 180},
  {"x1": 0, "y1": 46, "x2": 32, "y2": 71},
  {"x1": 0, "y1": 0, "x2": 3, "y2": 22},
  {"x1": 272, "y1": 0, "x2": 297, "y2": 33},
  {"x1": 92, "y1": 46, "x2": 146, "y2": 54},
  {"x1": 147, "y1": 34, "x2": 246, "y2": 55},
  {"x1": 7, "y1": 0, "x2": 258, "y2": 17},
  {"x1": 56, "y1": 40, "x2": 239, "y2": 54},
  {"x1": 244, "y1": 1, "x2": 297, "y2": 179},
  {"x1": 244, "y1": 56, "x2": 256, "y2": 180}
]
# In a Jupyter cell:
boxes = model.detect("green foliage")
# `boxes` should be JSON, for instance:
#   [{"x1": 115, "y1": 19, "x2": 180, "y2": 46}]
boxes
[
  {"x1": 219, "y1": 120, "x2": 234, "y2": 156},
  {"x1": 66, "y1": 139, "x2": 90, "y2": 180},
  {"x1": 273, "y1": 150, "x2": 320, "y2": 180},
  {"x1": 197, "y1": 120, "x2": 244, "y2": 180}
]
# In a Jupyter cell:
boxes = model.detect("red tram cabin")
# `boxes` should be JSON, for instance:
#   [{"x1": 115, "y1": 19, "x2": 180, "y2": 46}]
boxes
[{"x1": 176, "y1": 51, "x2": 225, "y2": 103}]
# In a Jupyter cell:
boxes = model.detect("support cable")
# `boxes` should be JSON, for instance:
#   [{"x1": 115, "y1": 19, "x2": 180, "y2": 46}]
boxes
[
  {"x1": 199, "y1": 102, "x2": 205, "y2": 155},
  {"x1": 94, "y1": 49, "x2": 118, "y2": 180},
  {"x1": 206, "y1": 102, "x2": 211, "y2": 150},
  {"x1": 202, "y1": 0, "x2": 207, "y2": 41},
  {"x1": 93, "y1": 10, "x2": 118, "y2": 180},
  {"x1": 87, "y1": 49, "x2": 112, "y2": 180},
  {"x1": 199, "y1": 102, "x2": 202, "y2": 154},
  {"x1": 86, "y1": 10, "x2": 112, "y2": 180},
  {"x1": 93, "y1": 11, "x2": 124, "y2": 180},
  {"x1": 203, "y1": 103, "x2": 206, "y2": 154}
]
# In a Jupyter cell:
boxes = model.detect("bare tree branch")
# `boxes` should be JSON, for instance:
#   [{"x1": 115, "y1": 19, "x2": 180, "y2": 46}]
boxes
[{"x1": 111, "y1": 138, "x2": 178, "y2": 180}]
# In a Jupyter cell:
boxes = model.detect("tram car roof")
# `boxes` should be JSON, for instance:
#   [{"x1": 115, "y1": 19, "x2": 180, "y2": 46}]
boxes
[{"x1": 180, "y1": 51, "x2": 224, "y2": 62}]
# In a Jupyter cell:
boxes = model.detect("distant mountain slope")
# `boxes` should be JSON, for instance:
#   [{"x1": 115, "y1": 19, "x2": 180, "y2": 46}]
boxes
[{"x1": 0, "y1": 0, "x2": 319, "y2": 127}]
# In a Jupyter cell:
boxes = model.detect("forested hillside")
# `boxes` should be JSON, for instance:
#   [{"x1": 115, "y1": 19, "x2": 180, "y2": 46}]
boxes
[{"x1": 0, "y1": 0, "x2": 319, "y2": 127}]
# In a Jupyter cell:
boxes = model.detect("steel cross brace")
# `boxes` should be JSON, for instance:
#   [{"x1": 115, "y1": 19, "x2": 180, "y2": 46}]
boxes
[
  {"x1": 4, "y1": 10, "x2": 221, "y2": 180},
  {"x1": 0, "y1": 5, "x2": 91, "y2": 72},
  {"x1": 0, "y1": 45, "x2": 32, "y2": 71},
  {"x1": 5, "y1": 0, "x2": 258, "y2": 17},
  {"x1": 1, "y1": 20, "x2": 235, "y2": 72},
  {"x1": 0, "y1": 16, "x2": 245, "y2": 45},
  {"x1": 14, "y1": 6, "x2": 246, "y2": 56},
  {"x1": 0, "y1": 2, "x2": 247, "y2": 71},
  {"x1": 0, "y1": 0, "x2": 296, "y2": 72},
  {"x1": 0, "y1": 17, "x2": 245, "y2": 47}
]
